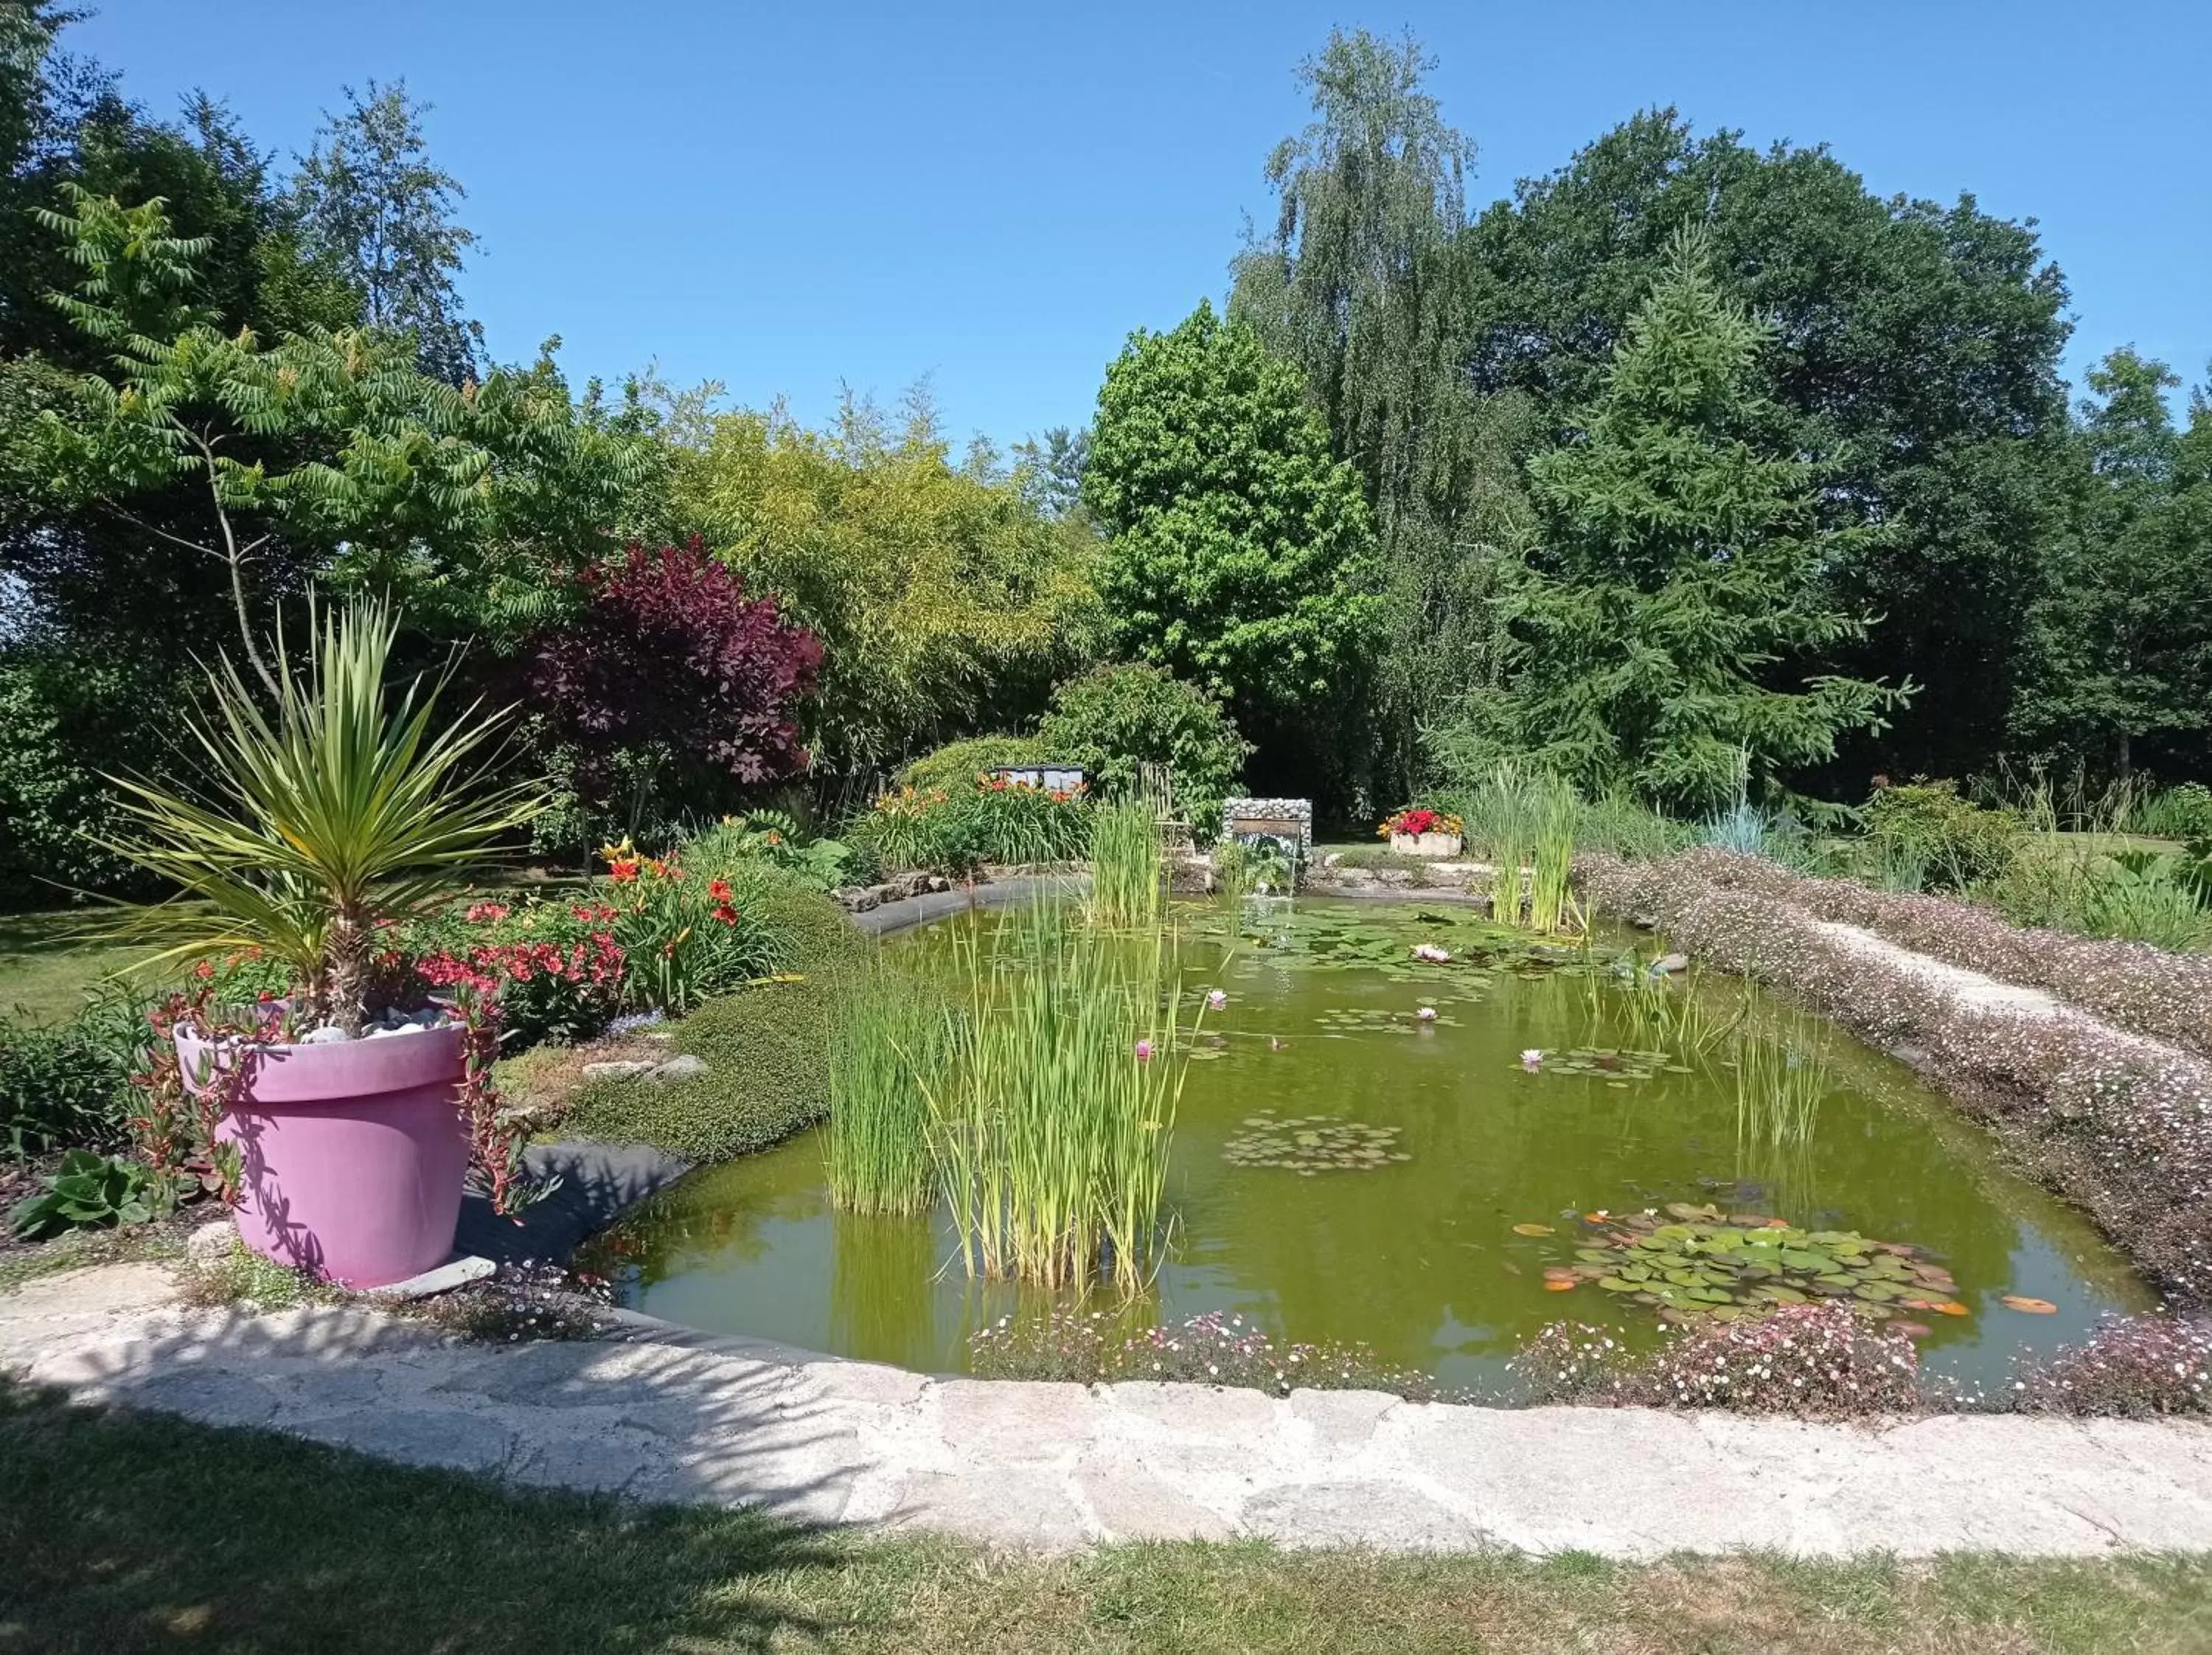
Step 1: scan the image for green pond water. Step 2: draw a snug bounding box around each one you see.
[596,896,2152,1392]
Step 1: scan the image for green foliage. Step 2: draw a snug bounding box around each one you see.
[897,735,1047,796]
[848,778,1092,875]
[824,968,944,1216]
[96,600,546,1034]
[1037,664,1250,828]
[0,988,146,1159]
[1231,29,1534,795]
[1086,797,1165,931]
[288,80,481,382]
[1441,230,1907,810]
[2135,783,2212,841]
[925,902,1187,1291]
[1082,301,1381,777]
[1459,106,2074,781]
[672,393,1100,774]
[1865,781,2023,891]
[2014,351,2212,776]
[563,979,837,1162]
[682,813,856,892]
[8,1149,163,1240]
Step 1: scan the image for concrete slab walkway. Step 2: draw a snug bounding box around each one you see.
[7,1261,2211,1556]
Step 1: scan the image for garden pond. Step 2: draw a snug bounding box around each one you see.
[591,897,2152,1393]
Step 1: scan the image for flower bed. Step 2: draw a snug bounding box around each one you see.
[1582,850,2212,1308]
[1642,848,2212,1059]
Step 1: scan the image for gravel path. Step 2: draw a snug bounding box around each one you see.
[7,1261,2211,1556]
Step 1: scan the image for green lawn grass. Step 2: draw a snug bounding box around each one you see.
[0,910,144,1024]
[1,1381,2207,1654]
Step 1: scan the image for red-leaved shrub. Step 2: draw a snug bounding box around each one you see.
[527,538,822,813]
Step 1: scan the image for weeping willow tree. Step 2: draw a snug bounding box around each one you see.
[1230,27,1537,801]
[1438,228,1910,811]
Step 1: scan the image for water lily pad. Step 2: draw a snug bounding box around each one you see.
[1222,1110,1407,1174]
[1529,1209,1961,1324]
[1511,1222,1556,1237]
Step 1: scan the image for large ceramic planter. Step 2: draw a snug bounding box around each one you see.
[1390,831,1464,858]
[176,1023,469,1288]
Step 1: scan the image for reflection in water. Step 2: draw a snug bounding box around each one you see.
[601,898,2154,1391]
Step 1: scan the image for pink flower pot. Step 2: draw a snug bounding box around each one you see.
[177,1024,469,1288]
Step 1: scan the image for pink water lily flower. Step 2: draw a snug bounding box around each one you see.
[1207,989,1228,1011]
[1417,1006,1438,1021]
[1134,1039,1155,1061]
[1520,1048,1544,1070]
[1411,943,1452,963]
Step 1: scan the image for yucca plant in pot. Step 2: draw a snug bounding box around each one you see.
[98,600,548,1287]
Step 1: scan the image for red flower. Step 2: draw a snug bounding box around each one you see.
[712,903,740,926]
[708,878,731,901]
[466,901,511,923]
[192,959,215,979]
[608,860,639,884]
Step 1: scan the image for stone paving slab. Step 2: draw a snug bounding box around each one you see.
[7,1261,2212,1556]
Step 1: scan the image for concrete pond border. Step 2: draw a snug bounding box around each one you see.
[6,1258,2212,1556]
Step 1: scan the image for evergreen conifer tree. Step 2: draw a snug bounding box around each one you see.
[1450,227,1907,808]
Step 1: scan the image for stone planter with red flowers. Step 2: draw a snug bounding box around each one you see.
[1380,807,1464,858]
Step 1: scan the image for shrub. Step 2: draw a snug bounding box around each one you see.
[596,843,782,1015]
[1512,1305,1923,1418]
[2134,782,2212,840]
[1864,780,2021,889]
[848,778,1091,874]
[681,813,857,892]
[524,539,823,855]
[0,988,148,1159]
[562,979,838,1162]
[899,735,1048,797]
[1037,663,1250,832]
[2012,1314,2212,1418]
[400,896,627,1048]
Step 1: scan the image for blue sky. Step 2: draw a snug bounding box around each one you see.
[69,1,2211,445]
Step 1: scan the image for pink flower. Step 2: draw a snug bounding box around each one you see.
[1417,1006,1438,1021]
[1521,1048,1544,1070]
[1412,943,1451,963]
[1206,989,1228,1011]
[1134,1039,1155,1061]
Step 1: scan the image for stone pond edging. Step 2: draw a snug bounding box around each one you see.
[7,1260,2212,1556]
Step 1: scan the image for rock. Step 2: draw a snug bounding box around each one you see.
[299,1024,349,1044]
[927,874,951,892]
[184,1221,236,1264]
[1654,952,1691,975]
[1322,852,1343,869]
[648,1055,708,1083]
[832,886,877,912]
[580,1059,655,1081]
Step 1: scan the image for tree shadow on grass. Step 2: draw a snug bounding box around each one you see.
[0,1378,855,1654]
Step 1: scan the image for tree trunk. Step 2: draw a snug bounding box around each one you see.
[325,905,371,1038]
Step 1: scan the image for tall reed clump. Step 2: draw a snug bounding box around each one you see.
[1466,762,1532,926]
[824,968,946,1216]
[1527,775,1583,935]
[1731,1002,1831,1158]
[925,902,1190,1294]
[1089,795,1165,930]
